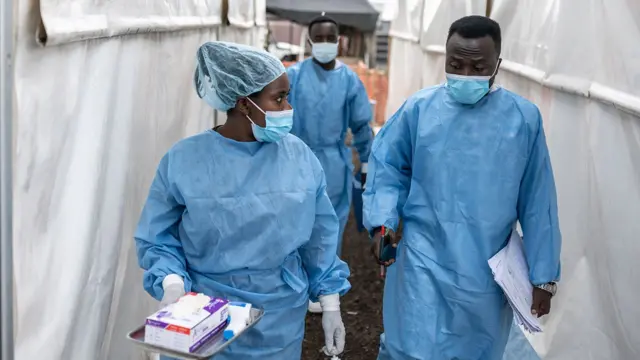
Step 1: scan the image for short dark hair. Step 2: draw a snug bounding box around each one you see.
[308,14,338,33]
[447,16,501,54]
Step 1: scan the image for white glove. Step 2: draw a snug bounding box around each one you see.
[160,274,186,308]
[319,294,345,356]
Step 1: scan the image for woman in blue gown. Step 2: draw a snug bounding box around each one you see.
[135,41,350,359]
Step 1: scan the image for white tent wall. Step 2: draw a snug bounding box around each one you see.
[37,0,223,46]
[388,0,423,42]
[385,0,640,359]
[490,0,640,359]
[368,0,398,22]
[384,39,424,119]
[384,0,424,119]
[11,0,265,359]
[214,0,268,125]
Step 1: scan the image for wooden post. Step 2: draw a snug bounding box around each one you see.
[367,32,377,69]
[221,0,230,25]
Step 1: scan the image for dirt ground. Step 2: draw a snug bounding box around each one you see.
[301,212,385,360]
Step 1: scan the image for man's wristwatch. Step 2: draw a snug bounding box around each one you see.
[535,282,557,296]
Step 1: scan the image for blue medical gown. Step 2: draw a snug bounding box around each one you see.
[135,130,351,359]
[504,322,541,360]
[364,86,561,360]
[287,59,373,254]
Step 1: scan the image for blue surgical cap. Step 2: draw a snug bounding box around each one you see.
[194,41,286,111]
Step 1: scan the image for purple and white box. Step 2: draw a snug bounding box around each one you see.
[144,293,229,353]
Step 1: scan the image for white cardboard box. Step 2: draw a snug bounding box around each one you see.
[144,293,229,353]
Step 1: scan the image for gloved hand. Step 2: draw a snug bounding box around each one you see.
[160,274,186,308]
[319,294,345,356]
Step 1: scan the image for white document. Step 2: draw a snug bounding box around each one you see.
[488,230,542,333]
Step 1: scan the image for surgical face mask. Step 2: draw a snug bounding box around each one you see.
[445,64,500,105]
[245,98,293,143]
[311,41,339,64]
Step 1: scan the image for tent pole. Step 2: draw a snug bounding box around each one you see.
[0,0,14,356]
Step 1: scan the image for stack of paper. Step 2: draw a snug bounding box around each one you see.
[488,230,542,333]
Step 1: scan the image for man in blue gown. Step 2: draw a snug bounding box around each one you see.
[363,16,562,360]
[287,15,374,256]
[287,14,374,313]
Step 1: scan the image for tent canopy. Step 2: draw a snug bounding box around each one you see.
[266,0,380,33]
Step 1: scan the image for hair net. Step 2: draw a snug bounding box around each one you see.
[194,41,286,111]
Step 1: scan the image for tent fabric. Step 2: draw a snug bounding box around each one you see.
[255,0,268,26]
[388,0,423,41]
[227,0,267,28]
[386,1,640,359]
[419,0,486,47]
[38,0,222,46]
[266,0,380,32]
[491,0,640,358]
[384,38,424,119]
[12,0,264,359]
[368,0,398,22]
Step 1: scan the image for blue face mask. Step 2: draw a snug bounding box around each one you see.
[311,41,339,64]
[246,98,293,143]
[445,65,499,105]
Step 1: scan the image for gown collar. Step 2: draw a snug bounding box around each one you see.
[207,128,263,156]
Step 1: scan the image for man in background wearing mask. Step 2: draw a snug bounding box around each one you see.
[363,16,562,360]
[286,14,373,313]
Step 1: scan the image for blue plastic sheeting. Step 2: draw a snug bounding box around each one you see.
[503,322,540,360]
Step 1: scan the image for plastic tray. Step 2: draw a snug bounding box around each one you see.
[127,307,264,359]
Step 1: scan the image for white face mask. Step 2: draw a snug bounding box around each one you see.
[310,40,339,64]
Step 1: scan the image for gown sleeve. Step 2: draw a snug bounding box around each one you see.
[299,153,351,302]
[348,73,374,164]
[363,99,415,233]
[517,110,562,285]
[135,153,192,300]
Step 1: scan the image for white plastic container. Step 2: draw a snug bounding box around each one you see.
[223,302,253,341]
